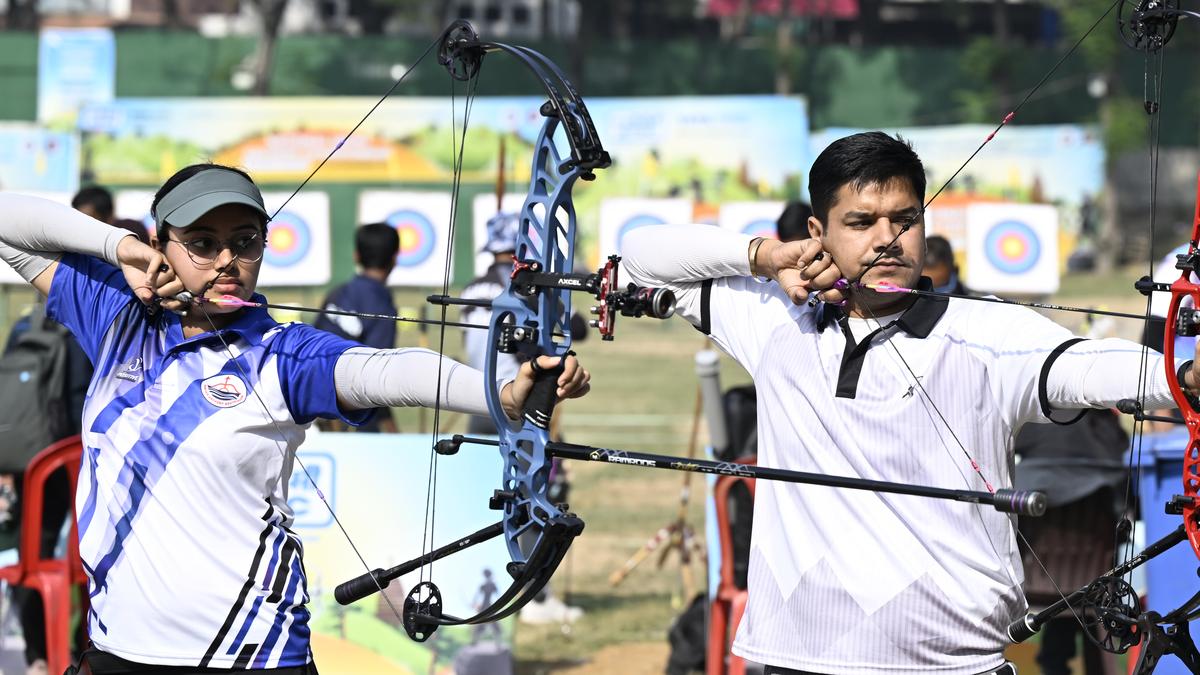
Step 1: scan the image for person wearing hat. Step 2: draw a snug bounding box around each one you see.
[461,211,523,434]
[0,162,591,673]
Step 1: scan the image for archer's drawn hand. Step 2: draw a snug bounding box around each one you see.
[756,238,847,306]
[116,236,189,314]
[502,354,591,419]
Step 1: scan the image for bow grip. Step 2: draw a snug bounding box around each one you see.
[335,568,389,605]
[991,488,1047,517]
[523,356,566,430]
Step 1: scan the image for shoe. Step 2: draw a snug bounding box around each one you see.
[519,595,583,625]
[27,658,48,675]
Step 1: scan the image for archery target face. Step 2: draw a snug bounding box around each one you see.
[387,209,438,268]
[618,214,668,243]
[983,220,1040,274]
[358,191,452,287]
[265,210,313,267]
[718,201,785,240]
[965,203,1059,294]
[258,191,331,286]
[741,218,778,238]
[599,198,694,259]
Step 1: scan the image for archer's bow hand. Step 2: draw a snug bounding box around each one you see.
[753,238,846,306]
[501,354,591,420]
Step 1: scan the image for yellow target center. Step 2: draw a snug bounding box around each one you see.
[399,228,419,251]
[271,229,296,250]
[1001,236,1026,259]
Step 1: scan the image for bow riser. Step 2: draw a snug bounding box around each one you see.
[1164,172,1200,561]
[484,113,585,564]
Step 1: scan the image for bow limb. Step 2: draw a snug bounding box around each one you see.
[385,22,604,641]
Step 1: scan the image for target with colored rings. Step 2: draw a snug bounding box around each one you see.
[265,211,312,267]
[741,219,778,239]
[617,214,668,248]
[387,209,438,268]
[984,220,1041,274]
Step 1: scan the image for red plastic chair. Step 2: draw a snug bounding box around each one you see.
[0,435,86,675]
[707,456,756,675]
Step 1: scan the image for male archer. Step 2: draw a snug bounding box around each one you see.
[622,131,1200,674]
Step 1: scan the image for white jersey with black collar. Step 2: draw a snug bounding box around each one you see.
[622,224,1176,674]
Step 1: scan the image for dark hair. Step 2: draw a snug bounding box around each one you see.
[113,218,151,245]
[776,201,813,242]
[72,185,114,222]
[924,234,955,269]
[151,163,264,240]
[356,222,400,270]
[808,132,926,224]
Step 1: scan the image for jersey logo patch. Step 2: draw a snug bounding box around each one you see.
[115,357,143,383]
[202,374,247,408]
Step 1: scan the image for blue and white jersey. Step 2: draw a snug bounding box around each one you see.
[47,254,368,668]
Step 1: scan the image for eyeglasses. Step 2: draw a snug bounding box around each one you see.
[169,233,266,269]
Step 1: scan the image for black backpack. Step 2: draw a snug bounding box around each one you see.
[0,306,72,472]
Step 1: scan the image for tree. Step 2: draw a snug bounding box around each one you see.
[6,0,38,31]
[246,0,289,95]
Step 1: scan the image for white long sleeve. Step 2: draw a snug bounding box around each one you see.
[1045,338,1179,411]
[0,241,58,283]
[0,194,132,275]
[333,347,508,416]
[621,224,754,327]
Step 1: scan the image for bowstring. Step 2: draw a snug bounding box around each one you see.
[834,0,1127,637]
[1123,42,1169,588]
[853,294,1092,632]
[418,58,484,591]
[264,35,444,222]
[159,28,456,632]
[852,0,1124,286]
[195,310,410,626]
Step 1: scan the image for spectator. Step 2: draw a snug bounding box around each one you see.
[775,200,812,243]
[112,218,151,246]
[314,222,401,432]
[70,186,114,225]
[925,234,969,294]
[1014,409,1128,675]
[0,187,105,674]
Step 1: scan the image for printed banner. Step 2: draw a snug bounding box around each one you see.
[598,198,695,257]
[291,433,514,674]
[78,96,808,194]
[358,191,453,287]
[965,203,1060,294]
[810,125,1103,210]
[472,193,527,276]
[0,125,80,193]
[718,201,786,239]
[259,192,332,287]
[38,28,115,124]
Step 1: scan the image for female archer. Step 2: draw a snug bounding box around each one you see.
[0,162,590,674]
